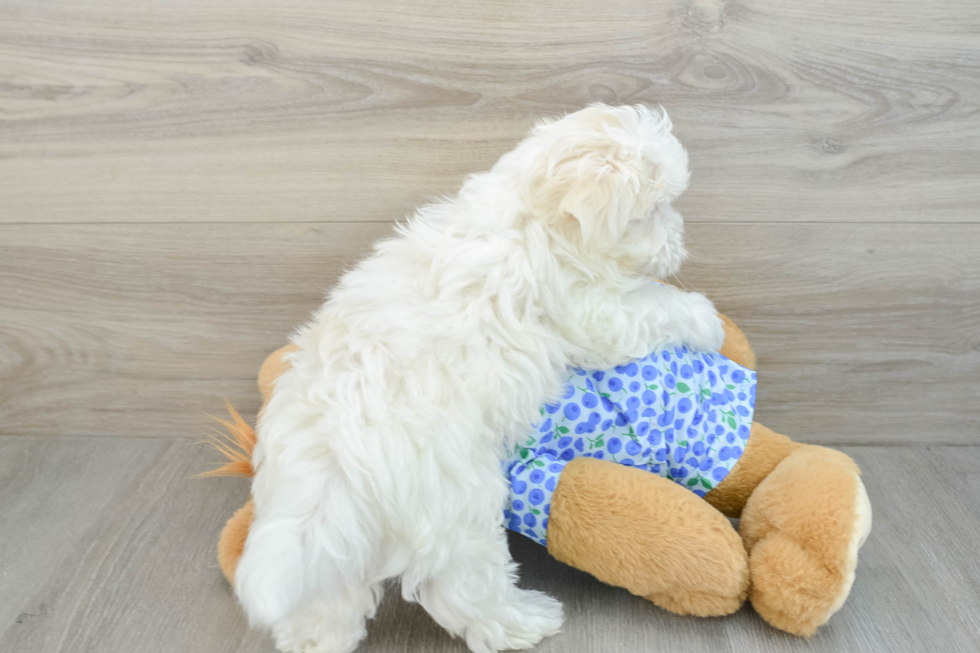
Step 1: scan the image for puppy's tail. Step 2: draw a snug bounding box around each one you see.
[199,400,256,478]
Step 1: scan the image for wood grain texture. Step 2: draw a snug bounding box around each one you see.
[2,222,977,443]
[0,221,393,439]
[2,1,978,650]
[1,0,978,224]
[2,436,978,652]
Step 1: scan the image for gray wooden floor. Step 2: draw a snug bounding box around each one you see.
[1,437,979,653]
[1,0,979,651]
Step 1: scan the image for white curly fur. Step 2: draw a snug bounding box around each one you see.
[235,104,725,653]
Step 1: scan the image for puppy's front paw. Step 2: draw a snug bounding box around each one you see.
[681,292,726,353]
[464,589,563,653]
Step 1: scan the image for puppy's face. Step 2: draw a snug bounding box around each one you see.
[517,104,690,278]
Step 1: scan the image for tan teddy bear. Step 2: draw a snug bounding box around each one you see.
[207,312,871,637]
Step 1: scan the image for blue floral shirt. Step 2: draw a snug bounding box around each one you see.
[505,346,757,545]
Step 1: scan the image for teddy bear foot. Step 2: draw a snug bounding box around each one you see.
[739,445,872,636]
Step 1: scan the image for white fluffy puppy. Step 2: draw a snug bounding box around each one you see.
[236,104,725,653]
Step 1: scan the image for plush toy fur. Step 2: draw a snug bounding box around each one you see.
[207,314,871,638]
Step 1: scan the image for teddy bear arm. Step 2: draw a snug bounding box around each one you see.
[717,313,756,371]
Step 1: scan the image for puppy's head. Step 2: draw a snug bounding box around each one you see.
[516,104,690,278]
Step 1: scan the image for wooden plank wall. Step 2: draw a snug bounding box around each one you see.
[1,0,978,443]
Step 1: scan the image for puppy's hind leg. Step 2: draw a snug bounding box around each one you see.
[234,512,310,627]
[271,582,382,653]
[414,528,563,653]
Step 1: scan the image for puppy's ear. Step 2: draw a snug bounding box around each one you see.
[524,125,653,251]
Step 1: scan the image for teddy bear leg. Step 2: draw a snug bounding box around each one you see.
[739,444,872,636]
[546,458,749,617]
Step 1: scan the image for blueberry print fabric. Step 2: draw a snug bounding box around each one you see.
[504,346,757,545]
[504,452,563,546]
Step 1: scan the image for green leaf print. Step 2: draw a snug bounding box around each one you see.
[519,447,529,460]
[678,440,689,447]
[727,416,737,429]
[676,382,691,393]
[687,478,698,487]
[726,384,735,390]
[531,508,541,515]
[533,459,545,467]
[557,426,570,434]
[700,479,713,490]
[595,439,604,447]
[646,384,659,391]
